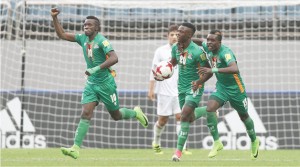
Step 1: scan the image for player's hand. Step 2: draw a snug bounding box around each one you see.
[51,8,60,17]
[152,69,164,81]
[148,90,156,101]
[191,81,200,92]
[85,66,100,76]
[198,67,212,75]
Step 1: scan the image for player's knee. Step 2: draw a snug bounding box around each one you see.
[206,104,219,113]
[158,120,167,126]
[238,113,249,121]
[81,110,93,120]
[110,111,122,121]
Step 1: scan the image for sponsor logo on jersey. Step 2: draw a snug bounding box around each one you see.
[202,98,278,150]
[0,97,46,148]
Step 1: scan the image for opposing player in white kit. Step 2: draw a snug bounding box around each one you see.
[148,25,192,155]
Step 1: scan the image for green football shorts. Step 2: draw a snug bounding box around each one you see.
[210,85,248,114]
[81,81,119,112]
[178,88,204,109]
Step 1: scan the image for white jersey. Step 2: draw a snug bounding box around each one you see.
[150,43,178,96]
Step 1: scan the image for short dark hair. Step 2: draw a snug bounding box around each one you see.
[168,25,178,34]
[181,22,196,35]
[209,29,222,41]
[86,16,100,30]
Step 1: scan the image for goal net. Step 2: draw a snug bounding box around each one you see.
[1,0,299,149]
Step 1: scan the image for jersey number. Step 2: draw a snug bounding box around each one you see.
[179,56,186,65]
[243,98,248,109]
[110,93,117,106]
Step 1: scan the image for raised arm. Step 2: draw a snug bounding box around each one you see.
[51,8,76,42]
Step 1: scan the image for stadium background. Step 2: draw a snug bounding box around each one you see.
[0,0,299,150]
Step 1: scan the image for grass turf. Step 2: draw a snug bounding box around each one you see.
[1,149,299,167]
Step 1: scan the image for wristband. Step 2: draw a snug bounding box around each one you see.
[87,66,101,75]
[212,67,219,73]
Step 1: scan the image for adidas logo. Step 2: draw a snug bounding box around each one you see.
[0,97,46,148]
[202,98,278,150]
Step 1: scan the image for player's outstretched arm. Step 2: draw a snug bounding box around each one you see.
[51,8,76,42]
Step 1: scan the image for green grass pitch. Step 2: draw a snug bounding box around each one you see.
[1,149,299,166]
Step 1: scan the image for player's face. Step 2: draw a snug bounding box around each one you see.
[168,31,178,45]
[206,34,221,52]
[83,19,98,36]
[177,26,191,43]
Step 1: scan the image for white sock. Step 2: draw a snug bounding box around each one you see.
[176,121,187,150]
[153,121,165,145]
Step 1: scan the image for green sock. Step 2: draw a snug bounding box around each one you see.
[176,122,190,151]
[120,108,137,119]
[207,112,219,141]
[74,119,90,147]
[243,117,256,142]
[194,106,207,120]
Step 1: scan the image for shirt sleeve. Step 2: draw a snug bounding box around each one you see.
[75,34,83,46]
[221,51,236,66]
[100,38,114,54]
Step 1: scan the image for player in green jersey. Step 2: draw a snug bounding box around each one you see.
[197,30,260,160]
[51,8,148,159]
[154,23,212,162]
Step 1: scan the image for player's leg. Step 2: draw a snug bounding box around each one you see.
[61,83,98,159]
[173,91,202,161]
[172,102,195,161]
[99,82,148,127]
[193,106,207,120]
[152,94,172,154]
[152,115,168,154]
[230,96,259,159]
[206,92,226,158]
[172,95,191,155]
[174,113,192,155]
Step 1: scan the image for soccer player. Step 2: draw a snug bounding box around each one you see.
[153,23,212,162]
[197,30,260,159]
[148,25,191,155]
[50,8,148,159]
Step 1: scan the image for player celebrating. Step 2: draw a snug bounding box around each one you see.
[155,23,212,161]
[197,30,260,159]
[50,8,148,159]
[149,25,192,155]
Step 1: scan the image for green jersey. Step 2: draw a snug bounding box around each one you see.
[172,41,208,94]
[202,42,245,93]
[75,33,115,84]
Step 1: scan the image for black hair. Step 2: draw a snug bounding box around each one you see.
[181,22,196,35]
[209,29,222,41]
[86,16,100,31]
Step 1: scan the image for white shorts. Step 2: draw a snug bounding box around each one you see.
[157,94,181,116]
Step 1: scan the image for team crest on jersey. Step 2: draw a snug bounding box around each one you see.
[200,53,206,61]
[102,40,110,47]
[225,54,232,62]
[188,54,192,59]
